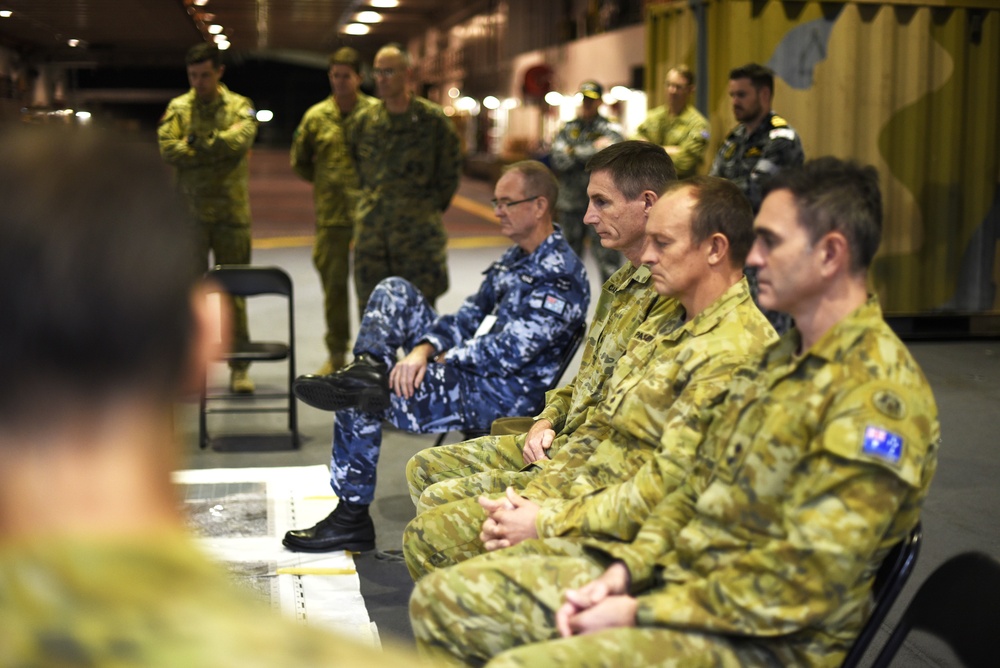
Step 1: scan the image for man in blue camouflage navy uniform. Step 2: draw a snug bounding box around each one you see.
[158,43,258,394]
[410,158,939,668]
[283,161,589,553]
[551,81,625,283]
[710,63,804,335]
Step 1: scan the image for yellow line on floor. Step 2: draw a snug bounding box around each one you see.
[253,233,509,251]
[451,194,498,223]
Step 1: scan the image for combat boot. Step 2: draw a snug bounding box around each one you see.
[282,501,375,552]
[229,368,255,394]
[292,353,390,413]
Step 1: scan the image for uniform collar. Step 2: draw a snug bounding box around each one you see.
[663,276,753,341]
[765,294,884,371]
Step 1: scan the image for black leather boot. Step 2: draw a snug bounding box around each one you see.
[292,353,390,413]
[282,501,376,552]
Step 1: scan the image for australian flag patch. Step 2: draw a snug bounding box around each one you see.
[862,425,903,465]
[543,294,567,315]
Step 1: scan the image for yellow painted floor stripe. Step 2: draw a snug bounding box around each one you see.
[451,194,498,223]
[275,567,358,576]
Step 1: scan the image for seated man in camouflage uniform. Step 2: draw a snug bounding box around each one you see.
[403,176,778,580]
[0,129,418,666]
[406,141,678,516]
[410,158,940,668]
[284,161,589,553]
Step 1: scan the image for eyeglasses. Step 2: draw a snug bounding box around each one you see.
[490,195,540,211]
[372,67,398,78]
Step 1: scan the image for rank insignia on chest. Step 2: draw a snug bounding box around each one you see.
[543,294,567,315]
[746,147,762,158]
[520,274,535,285]
[862,425,903,465]
[723,143,736,160]
[555,276,572,291]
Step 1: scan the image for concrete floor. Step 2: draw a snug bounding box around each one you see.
[180,149,1000,666]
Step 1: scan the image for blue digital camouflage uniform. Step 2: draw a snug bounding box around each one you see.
[709,111,804,334]
[405,263,666,512]
[0,533,421,666]
[550,115,625,282]
[350,95,462,312]
[410,296,940,668]
[403,278,777,579]
[157,83,258,370]
[634,104,710,178]
[291,92,377,359]
[330,228,588,505]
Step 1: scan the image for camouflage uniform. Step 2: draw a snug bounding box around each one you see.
[550,115,625,282]
[331,229,588,505]
[158,83,258,370]
[635,104,710,178]
[405,263,664,512]
[291,92,377,359]
[0,534,419,666]
[403,278,777,579]
[350,95,461,312]
[709,111,804,334]
[410,296,940,668]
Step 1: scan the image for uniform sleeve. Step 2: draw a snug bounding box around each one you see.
[534,361,726,542]
[202,101,258,160]
[535,383,576,432]
[669,119,709,177]
[571,123,624,165]
[632,384,934,635]
[290,113,316,182]
[745,128,804,210]
[433,113,462,212]
[633,115,656,144]
[440,274,588,377]
[549,126,577,173]
[157,101,199,168]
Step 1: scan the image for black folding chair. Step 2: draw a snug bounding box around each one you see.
[840,522,922,667]
[869,550,1000,667]
[199,265,298,450]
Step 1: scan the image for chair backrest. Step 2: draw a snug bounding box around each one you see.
[840,522,922,667]
[870,550,1000,668]
[550,320,587,392]
[208,265,292,298]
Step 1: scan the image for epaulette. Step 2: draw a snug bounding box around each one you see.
[770,115,789,128]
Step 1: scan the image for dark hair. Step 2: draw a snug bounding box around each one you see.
[330,47,362,74]
[0,128,200,427]
[503,160,559,214]
[186,43,221,68]
[662,176,755,266]
[586,140,677,201]
[729,63,774,95]
[668,65,694,87]
[763,157,883,272]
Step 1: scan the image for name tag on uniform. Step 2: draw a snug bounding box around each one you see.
[474,315,498,338]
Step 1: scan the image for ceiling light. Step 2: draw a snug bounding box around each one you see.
[208,24,223,34]
[482,96,500,110]
[67,39,80,47]
[212,34,227,43]
[343,23,370,35]
[255,109,273,122]
[0,10,12,18]
[370,0,399,7]
[356,11,382,23]
[193,0,209,6]
[216,39,231,50]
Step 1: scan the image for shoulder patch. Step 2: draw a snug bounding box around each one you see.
[769,128,797,142]
[862,425,903,465]
[542,294,567,315]
[771,115,788,128]
[873,389,907,420]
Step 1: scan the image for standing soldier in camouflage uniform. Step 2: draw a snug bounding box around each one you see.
[635,65,710,179]
[410,158,940,668]
[0,129,421,667]
[350,43,461,312]
[404,176,778,580]
[283,161,589,553]
[551,81,626,282]
[291,47,377,375]
[711,62,805,335]
[406,142,677,514]
[158,43,258,394]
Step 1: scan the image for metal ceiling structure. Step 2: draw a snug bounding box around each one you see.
[0,0,475,67]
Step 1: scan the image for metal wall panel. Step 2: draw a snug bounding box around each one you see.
[647,0,1000,313]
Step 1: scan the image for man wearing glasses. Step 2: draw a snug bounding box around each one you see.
[348,43,461,315]
[285,161,589,554]
[635,65,710,179]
